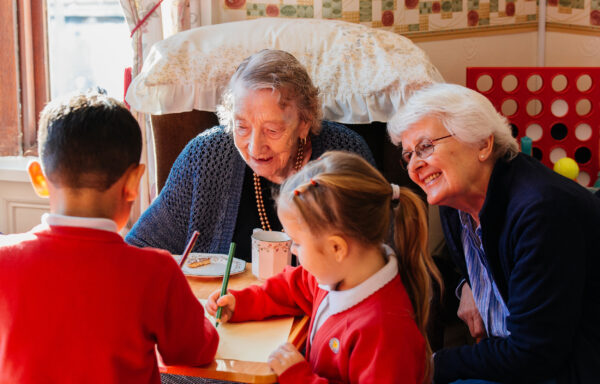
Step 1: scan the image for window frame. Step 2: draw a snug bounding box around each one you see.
[0,0,49,157]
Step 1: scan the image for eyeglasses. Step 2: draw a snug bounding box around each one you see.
[401,134,453,167]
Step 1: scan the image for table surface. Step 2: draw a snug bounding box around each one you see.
[161,264,308,384]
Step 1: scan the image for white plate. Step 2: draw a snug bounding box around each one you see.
[173,253,246,277]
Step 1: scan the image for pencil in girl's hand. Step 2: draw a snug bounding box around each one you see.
[179,230,199,268]
[215,242,236,328]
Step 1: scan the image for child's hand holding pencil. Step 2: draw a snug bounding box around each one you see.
[206,290,236,324]
[206,242,237,328]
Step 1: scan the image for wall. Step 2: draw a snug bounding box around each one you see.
[414,31,539,84]
[545,30,600,66]
[0,157,49,234]
[414,30,600,85]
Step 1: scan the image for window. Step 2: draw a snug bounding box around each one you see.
[47,0,132,99]
[0,0,48,156]
[0,0,132,157]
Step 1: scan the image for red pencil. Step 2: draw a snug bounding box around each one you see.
[179,230,200,268]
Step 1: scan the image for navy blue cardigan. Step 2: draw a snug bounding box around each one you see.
[434,154,600,384]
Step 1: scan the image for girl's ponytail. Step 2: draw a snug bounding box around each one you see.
[393,187,442,382]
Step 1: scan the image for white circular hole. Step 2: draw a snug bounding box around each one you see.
[551,99,569,117]
[550,148,567,164]
[527,74,543,92]
[576,74,592,92]
[501,99,518,117]
[575,123,592,141]
[525,124,543,141]
[476,75,493,92]
[526,99,543,117]
[576,171,590,187]
[576,99,592,116]
[552,74,568,92]
[502,74,518,92]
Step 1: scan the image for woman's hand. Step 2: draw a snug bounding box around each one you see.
[457,284,487,339]
[206,289,236,324]
[267,342,305,375]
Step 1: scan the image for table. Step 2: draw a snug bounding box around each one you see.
[160,264,309,384]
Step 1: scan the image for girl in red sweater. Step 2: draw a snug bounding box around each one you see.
[207,151,441,383]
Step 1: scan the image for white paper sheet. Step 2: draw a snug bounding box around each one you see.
[200,300,294,363]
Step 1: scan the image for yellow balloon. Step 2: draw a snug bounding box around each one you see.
[553,157,579,180]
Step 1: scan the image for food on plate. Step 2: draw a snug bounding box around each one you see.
[188,257,211,268]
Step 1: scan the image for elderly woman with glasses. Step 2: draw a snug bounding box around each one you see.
[388,83,600,384]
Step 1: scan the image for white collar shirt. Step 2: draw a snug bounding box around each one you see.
[42,213,118,233]
[309,244,398,343]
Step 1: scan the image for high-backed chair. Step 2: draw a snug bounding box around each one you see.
[150,111,219,192]
[126,18,443,193]
[150,112,410,195]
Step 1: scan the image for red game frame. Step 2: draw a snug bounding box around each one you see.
[466,67,600,187]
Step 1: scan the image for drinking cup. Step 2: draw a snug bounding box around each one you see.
[251,229,292,280]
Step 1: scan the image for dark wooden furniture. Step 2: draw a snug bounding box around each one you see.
[150,110,418,195]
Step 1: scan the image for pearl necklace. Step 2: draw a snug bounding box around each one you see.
[253,138,305,231]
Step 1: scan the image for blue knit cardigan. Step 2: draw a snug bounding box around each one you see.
[126,121,375,254]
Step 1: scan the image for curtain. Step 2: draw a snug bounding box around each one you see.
[118,0,206,224]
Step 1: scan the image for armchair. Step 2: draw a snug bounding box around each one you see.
[126,18,443,193]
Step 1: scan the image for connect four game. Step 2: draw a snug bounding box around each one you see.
[466,67,600,187]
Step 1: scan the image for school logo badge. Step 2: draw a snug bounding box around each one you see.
[329,337,340,354]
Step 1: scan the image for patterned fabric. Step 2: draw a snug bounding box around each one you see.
[120,0,202,72]
[119,0,206,212]
[126,18,442,122]
[125,121,375,255]
[458,211,510,338]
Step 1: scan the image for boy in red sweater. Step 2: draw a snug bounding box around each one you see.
[0,91,218,383]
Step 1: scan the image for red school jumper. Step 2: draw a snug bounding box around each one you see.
[0,224,218,384]
[230,265,426,384]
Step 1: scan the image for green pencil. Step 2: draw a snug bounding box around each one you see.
[215,242,236,328]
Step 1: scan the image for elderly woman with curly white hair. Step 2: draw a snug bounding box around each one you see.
[388,83,600,384]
